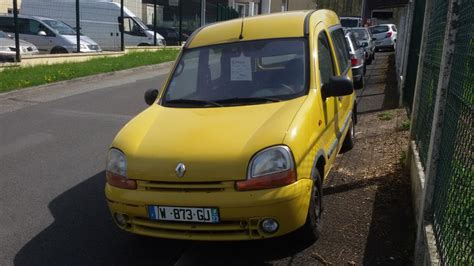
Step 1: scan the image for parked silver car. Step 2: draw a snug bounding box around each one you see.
[345,31,365,89]
[369,24,397,51]
[0,15,101,54]
[0,30,38,61]
[349,27,375,65]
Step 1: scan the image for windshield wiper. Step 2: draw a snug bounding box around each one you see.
[215,97,282,105]
[164,99,222,107]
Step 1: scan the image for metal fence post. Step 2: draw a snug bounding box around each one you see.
[179,0,182,46]
[399,0,416,107]
[409,0,433,140]
[120,0,124,51]
[153,0,157,46]
[12,0,20,62]
[201,0,206,27]
[414,0,460,263]
[76,0,81,53]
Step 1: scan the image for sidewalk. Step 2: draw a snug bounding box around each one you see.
[306,52,415,265]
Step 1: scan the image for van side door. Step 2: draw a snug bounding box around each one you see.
[18,18,56,53]
[315,26,339,167]
[329,27,353,144]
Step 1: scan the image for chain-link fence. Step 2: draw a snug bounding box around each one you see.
[0,0,237,62]
[412,0,449,167]
[405,0,473,264]
[430,0,473,263]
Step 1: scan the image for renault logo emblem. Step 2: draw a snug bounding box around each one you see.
[175,163,186,178]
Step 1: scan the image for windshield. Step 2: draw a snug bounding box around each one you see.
[43,20,76,35]
[341,18,360,28]
[133,17,148,30]
[370,26,389,34]
[162,38,307,107]
[351,29,369,40]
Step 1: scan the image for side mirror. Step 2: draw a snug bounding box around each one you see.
[144,89,159,106]
[322,76,354,99]
[38,31,47,36]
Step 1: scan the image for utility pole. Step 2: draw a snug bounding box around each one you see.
[76,0,80,53]
[153,0,157,46]
[120,0,125,51]
[179,0,182,46]
[13,0,20,62]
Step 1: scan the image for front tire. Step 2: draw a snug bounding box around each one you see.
[50,47,68,54]
[293,172,322,243]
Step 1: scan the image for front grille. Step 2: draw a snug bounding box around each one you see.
[129,217,264,240]
[137,180,235,192]
[9,47,16,52]
[27,47,33,51]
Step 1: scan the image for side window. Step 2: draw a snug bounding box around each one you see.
[0,17,15,32]
[123,17,145,36]
[330,28,350,74]
[317,32,335,86]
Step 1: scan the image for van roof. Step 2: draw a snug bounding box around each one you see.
[187,10,339,49]
[0,14,57,21]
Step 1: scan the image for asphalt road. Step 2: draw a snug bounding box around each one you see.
[1,53,398,266]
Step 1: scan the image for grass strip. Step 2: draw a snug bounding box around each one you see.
[0,50,180,93]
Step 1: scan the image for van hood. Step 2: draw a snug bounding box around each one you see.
[146,30,164,40]
[62,35,98,45]
[112,97,305,182]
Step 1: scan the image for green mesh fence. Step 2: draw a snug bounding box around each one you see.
[412,0,449,167]
[403,0,426,113]
[431,0,474,264]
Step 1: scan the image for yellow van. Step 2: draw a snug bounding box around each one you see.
[106,10,356,241]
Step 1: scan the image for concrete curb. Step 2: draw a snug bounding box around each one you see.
[0,61,174,99]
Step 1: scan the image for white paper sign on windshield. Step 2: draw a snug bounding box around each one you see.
[230,54,252,81]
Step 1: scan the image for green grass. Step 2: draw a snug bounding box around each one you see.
[378,111,394,121]
[398,120,411,131]
[0,50,179,93]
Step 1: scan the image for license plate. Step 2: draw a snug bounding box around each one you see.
[148,205,219,223]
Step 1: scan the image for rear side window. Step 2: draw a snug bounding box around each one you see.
[317,32,335,86]
[330,28,350,74]
[0,17,15,32]
[370,26,389,34]
[349,34,360,49]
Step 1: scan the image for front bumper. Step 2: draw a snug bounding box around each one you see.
[375,38,395,49]
[106,178,313,240]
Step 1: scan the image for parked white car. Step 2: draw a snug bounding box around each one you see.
[0,15,101,54]
[0,30,38,61]
[369,24,397,51]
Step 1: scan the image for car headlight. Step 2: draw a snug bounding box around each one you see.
[106,148,136,189]
[236,146,296,191]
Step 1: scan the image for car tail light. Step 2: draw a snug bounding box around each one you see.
[235,170,296,191]
[106,171,137,190]
[351,55,360,67]
[386,32,393,38]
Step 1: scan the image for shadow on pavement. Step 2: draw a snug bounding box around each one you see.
[14,171,312,265]
[362,167,416,265]
[14,171,189,266]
